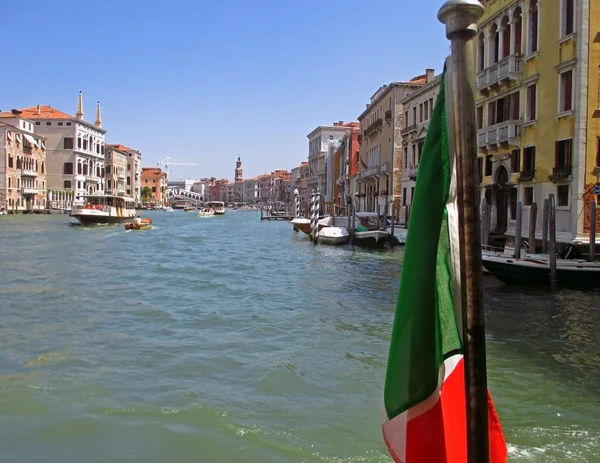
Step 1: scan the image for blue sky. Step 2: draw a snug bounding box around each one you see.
[2,0,449,180]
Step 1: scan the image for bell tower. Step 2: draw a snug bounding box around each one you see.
[234,156,243,183]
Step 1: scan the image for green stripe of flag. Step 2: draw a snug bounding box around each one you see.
[384,68,462,420]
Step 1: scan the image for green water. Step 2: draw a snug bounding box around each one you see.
[0,211,598,462]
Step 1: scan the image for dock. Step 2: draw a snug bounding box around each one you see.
[260,208,292,221]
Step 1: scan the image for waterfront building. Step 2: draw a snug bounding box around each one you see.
[271,170,291,204]
[106,144,143,204]
[242,176,260,203]
[3,94,107,205]
[141,167,167,207]
[476,0,600,243]
[356,73,428,214]
[336,126,361,214]
[0,111,48,212]
[298,162,309,210]
[306,122,354,197]
[104,145,128,196]
[208,179,228,202]
[399,71,442,221]
[191,178,214,200]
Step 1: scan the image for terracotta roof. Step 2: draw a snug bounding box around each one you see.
[106,143,136,152]
[0,106,73,120]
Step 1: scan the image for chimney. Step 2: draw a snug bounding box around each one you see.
[426,68,435,83]
[76,91,84,120]
[37,105,41,115]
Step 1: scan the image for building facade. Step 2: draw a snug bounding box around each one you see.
[0,114,48,212]
[400,72,441,221]
[336,126,360,215]
[141,167,167,206]
[104,145,128,196]
[356,74,428,215]
[243,177,260,203]
[306,122,353,197]
[476,0,599,243]
[2,94,107,205]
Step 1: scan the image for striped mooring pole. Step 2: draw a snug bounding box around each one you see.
[294,194,300,219]
[312,190,320,244]
[310,191,317,243]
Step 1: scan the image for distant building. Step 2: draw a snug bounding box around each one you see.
[0,112,48,212]
[234,156,243,183]
[141,167,167,206]
[104,145,129,196]
[357,73,428,214]
[106,144,142,204]
[242,176,261,203]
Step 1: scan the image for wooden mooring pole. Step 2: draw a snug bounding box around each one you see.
[528,202,537,253]
[542,199,549,254]
[590,202,597,262]
[548,194,557,290]
[514,201,522,258]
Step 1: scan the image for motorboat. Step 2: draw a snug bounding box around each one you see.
[183,205,196,212]
[291,216,332,236]
[70,195,136,225]
[481,253,600,289]
[208,201,225,215]
[318,226,350,245]
[124,218,153,230]
[198,207,215,217]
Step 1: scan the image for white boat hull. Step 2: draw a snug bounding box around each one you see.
[318,227,350,245]
[198,211,215,217]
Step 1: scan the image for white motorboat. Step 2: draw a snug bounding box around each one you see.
[318,226,350,245]
[70,195,136,225]
[208,201,225,215]
[164,206,174,212]
[198,207,215,217]
[291,216,332,236]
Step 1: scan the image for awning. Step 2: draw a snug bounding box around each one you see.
[23,134,36,145]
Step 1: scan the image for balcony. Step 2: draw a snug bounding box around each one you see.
[401,123,418,136]
[477,120,522,150]
[364,118,383,138]
[86,176,101,183]
[22,188,38,195]
[359,165,381,180]
[518,170,535,183]
[549,166,572,183]
[21,169,38,177]
[381,162,392,173]
[408,164,419,180]
[476,54,523,94]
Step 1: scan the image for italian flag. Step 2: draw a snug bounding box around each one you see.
[382,68,507,462]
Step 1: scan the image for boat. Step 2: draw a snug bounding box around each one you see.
[352,212,390,249]
[70,195,136,225]
[481,253,600,289]
[208,201,225,215]
[164,206,174,212]
[291,216,331,236]
[318,226,350,245]
[183,205,196,212]
[0,207,6,216]
[198,207,215,217]
[124,218,152,230]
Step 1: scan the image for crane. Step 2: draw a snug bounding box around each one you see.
[157,157,198,181]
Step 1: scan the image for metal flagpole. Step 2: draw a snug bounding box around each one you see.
[438,2,489,463]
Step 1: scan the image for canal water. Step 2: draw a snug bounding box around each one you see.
[0,211,599,462]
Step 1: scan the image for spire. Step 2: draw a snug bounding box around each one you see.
[76,91,84,120]
[95,101,102,127]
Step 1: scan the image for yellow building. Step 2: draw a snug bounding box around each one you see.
[476,0,599,244]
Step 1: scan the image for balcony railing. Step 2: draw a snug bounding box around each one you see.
[86,176,101,183]
[364,118,383,138]
[476,54,523,92]
[359,165,381,179]
[381,162,392,173]
[549,165,572,182]
[21,169,38,177]
[477,120,522,148]
[518,170,535,182]
[22,188,38,195]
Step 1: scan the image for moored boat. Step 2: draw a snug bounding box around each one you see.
[481,253,600,289]
[318,226,350,245]
[124,217,153,230]
[291,217,331,236]
[70,195,136,225]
